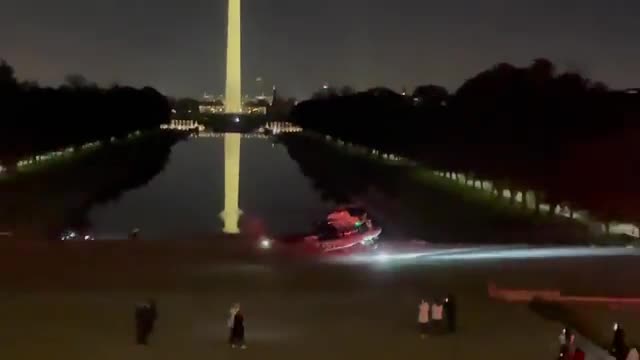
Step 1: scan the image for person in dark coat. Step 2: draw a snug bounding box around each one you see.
[227,303,239,345]
[134,300,155,345]
[230,304,246,349]
[609,324,630,360]
[135,303,150,345]
[444,293,457,333]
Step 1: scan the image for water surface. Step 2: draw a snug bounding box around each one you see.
[89,134,334,238]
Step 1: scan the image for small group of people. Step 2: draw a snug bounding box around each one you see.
[417,294,456,338]
[133,299,247,349]
[134,299,157,345]
[558,324,639,360]
[135,296,458,348]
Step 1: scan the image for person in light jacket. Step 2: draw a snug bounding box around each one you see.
[418,299,430,338]
[431,300,444,334]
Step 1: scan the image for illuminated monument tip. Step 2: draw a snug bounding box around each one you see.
[225,0,242,114]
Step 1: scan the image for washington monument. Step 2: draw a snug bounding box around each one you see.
[220,0,242,234]
[225,0,242,113]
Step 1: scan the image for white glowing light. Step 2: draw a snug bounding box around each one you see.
[260,238,272,249]
[234,117,240,123]
[428,246,640,261]
[376,252,390,262]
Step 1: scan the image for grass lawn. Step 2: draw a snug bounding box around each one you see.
[0,238,582,360]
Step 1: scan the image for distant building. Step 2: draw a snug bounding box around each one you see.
[244,98,270,114]
[198,92,272,114]
[199,93,225,113]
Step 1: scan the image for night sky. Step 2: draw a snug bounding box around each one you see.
[2,0,639,99]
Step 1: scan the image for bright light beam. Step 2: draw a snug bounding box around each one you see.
[323,245,640,266]
[426,246,640,261]
[327,246,489,265]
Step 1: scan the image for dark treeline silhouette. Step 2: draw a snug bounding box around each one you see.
[0,60,171,170]
[291,59,640,225]
[280,133,589,244]
[62,131,182,237]
[268,95,297,119]
[0,130,183,238]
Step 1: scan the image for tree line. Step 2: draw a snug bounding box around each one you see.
[0,60,171,171]
[291,59,640,225]
[0,131,182,238]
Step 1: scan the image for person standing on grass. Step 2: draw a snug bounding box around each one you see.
[431,299,444,334]
[230,304,246,349]
[610,325,630,360]
[227,303,239,345]
[135,301,153,345]
[444,293,457,333]
[418,299,430,339]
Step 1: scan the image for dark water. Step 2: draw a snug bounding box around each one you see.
[88,134,335,239]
